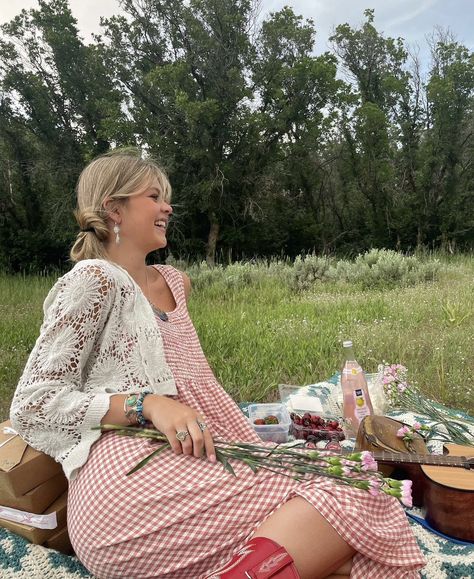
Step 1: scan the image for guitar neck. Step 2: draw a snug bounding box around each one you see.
[372,450,469,468]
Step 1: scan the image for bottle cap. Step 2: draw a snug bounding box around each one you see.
[342,340,353,348]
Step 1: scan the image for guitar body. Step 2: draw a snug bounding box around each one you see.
[422,444,474,542]
[356,416,474,542]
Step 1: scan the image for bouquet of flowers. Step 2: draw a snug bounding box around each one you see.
[96,424,413,507]
[382,363,474,446]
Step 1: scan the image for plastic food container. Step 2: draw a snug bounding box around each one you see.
[248,403,291,443]
[290,412,345,442]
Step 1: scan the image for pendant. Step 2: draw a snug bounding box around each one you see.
[157,310,169,322]
[150,302,169,322]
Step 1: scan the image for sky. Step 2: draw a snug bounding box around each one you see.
[1,0,473,65]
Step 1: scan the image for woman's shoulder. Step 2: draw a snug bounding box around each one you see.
[62,259,132,287]
[46,260,122,308]
[69,258,117,276]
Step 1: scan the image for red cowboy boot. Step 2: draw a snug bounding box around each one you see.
[203,536,300,579]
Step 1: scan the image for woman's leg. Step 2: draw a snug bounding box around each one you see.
[253,497,355,579]
[326,558,353,578]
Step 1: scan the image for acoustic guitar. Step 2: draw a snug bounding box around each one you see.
[355,415,474,542]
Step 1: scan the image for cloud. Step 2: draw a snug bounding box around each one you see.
[0,0,38,24]
[384,0,438,29]
[0,0,121,41]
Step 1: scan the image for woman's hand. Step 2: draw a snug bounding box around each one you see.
[143,395,216,462]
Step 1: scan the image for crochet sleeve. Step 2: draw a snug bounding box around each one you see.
[10,262,117,478]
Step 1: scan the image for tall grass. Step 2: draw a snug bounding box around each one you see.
[0,273,54,420]
[1,253,472,421]
[188,255,473,413]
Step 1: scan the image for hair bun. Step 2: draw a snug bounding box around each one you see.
[75,209,108,242]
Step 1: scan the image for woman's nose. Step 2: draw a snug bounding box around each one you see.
[163,201,173,215]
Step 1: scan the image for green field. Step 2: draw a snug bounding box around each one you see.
[1,253,473,421]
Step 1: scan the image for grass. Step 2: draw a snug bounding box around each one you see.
[1,254,473,422]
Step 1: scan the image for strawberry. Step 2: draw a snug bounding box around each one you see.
[264,415,279,425]
[253,418,266,425]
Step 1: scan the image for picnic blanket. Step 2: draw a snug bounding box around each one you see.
[1,379,473,578]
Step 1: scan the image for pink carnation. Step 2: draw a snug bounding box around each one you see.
[401,480,413,508]
[368,479,383,496]
[412,422,421,431]
[396,426,411,438]
[361,451,378,471]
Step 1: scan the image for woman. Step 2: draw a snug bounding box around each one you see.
[10,150,425,579]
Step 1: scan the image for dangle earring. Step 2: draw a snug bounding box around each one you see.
[113,223,120,244]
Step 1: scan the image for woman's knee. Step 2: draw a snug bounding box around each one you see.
[253,497,355,579]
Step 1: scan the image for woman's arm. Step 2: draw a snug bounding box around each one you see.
[102,393,216,462]
[11,261,214,478]
[10,262,118,476]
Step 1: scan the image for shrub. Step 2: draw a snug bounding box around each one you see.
[175,250,440,293]
[186,262,225,291]
[265,259,293,284]
[220,262,259,289]
[326,249,440,289]
[289,254,333,291]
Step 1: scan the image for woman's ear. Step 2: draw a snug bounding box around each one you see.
[103,198,121,224]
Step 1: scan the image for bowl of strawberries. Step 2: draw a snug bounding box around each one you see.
[248,403,291,443]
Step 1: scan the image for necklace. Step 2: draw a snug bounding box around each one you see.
[145,267,169,322]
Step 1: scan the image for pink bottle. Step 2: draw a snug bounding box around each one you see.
[341,340,373,437]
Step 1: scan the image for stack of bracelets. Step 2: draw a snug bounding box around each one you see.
[124,391,151,426]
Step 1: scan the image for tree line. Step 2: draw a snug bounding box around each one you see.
[0,1,473,272]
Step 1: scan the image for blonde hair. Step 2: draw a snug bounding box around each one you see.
[70,149,172,262]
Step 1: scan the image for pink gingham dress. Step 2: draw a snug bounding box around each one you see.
[67,265,425,578]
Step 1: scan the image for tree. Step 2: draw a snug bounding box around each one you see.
[418,36,474,248]
[330,9,416,249]
[100,0,255,263]
[0,0,129,270]
[101,1,341,262]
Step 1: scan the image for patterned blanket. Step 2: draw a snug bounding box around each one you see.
[1,379,473,578]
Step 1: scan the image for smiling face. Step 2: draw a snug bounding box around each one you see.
[115,179,173,254]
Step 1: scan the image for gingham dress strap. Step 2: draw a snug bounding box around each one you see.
[153,265,186,312]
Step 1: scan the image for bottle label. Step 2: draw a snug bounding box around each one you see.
[353,388,371,420]
[342,365,363,376]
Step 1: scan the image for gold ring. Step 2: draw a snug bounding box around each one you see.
[176,430,189,442]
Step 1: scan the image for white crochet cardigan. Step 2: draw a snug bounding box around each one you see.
[10,259,177,480]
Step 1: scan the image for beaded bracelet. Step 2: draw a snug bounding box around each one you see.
[124,391,151,426]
